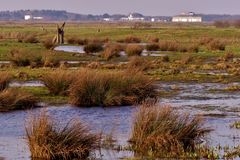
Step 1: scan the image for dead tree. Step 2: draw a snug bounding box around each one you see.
[53,22,65,44]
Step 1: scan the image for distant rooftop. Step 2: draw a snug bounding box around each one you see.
[174,12,201,17]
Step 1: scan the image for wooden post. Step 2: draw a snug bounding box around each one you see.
[53,22,65,44]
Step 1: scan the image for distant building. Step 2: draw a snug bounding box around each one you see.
[121,13,144,21]
[24,15,43,20]
[172,12,202,22]
[24,15,32,20]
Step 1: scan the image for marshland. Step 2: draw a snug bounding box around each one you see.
[1,22,240,159]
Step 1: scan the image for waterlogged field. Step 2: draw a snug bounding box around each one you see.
[0,22,240,159]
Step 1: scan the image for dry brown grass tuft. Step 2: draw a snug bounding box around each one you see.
[0,88,37,112]
[117,36,141,43]
[9,49,43,67]
[84,43,104,54]
[130,102,212,158]
[0,72,12,91]
[127,56,152,71]
[125,45,143,56]
[26,111,99,160]
[146,43,159,51]
[208,39,226,51]
[41,71,75,96]
[102,44,123,60]
[69,69,157,107]
[43,39,56,49]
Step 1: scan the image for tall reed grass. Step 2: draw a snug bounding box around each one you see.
[26,111,99,159]
[125,45,143,56]
[41,71,75,96]
[0,72,12,91]
[69,69,157,107]
[0,88,37,111]
[130,102,211,158]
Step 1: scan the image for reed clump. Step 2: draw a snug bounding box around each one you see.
[146,43,159,51]
[84,43,104,54]
[25,111,99,160]
[208,39,226,51]
[0,72,12,91]
[9,49,43,67]
[130,102,211,158]
[0,88,37,112]
[41,71,75,96]
[127,56,152,71]
[69,69,157,107]
[102,44,123,60]
[125,45,143,56]
[43,39,56,49]
[117,36,141,43]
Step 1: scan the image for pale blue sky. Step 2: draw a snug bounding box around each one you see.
[2,0,240,15]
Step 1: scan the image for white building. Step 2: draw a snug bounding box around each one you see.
[172,12,202,23]
[24,15,43,20]
[121,14,144,21]
[24,15,32,20]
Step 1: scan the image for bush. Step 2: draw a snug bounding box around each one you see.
[214,20,230,28]
[26,111,99,160]
[0,88,37,112]
[67,37,89,45]
[84,43,103,54]
[41,71,75,96]
[125,45,143,56]
[130,102,211,158]
[208,39,226,51]
[146,43,159,51]
[69,69,157,107]
[0,72,12,91]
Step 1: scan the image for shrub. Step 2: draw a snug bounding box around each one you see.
[69,69,157,107]
[0,72,12,91]
[146,43,159,51]
[208,39,226,51]
[130,102,212,158]
[214,20,230,28]
[84,43,103,54]
[0,88,37,112]
[125,45,143,56]
[76,38,88,45]
[102,44,123,60]
[41,71,75,96]
[67,37,78,44]
[25,111,99,160]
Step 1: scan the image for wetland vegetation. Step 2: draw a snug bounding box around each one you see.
[0,22,240,159]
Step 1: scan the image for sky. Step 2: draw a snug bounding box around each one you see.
[1,0,240,16]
